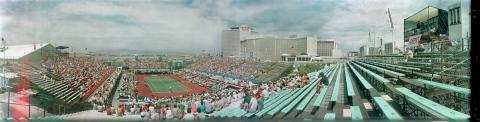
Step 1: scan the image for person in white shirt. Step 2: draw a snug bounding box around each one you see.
[197,113,206,120]
[130,105,135,115]
[183,109,195,121]
[249,96,258,112]
[165,107,173,120]
[263,84,269,92]
[151,109,159,120]
[262,89,269,98]
[405,49,414,62]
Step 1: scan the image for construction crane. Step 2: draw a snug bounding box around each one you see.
[385,8,395,32]
[383,8,395,54]
[365,8,394,55]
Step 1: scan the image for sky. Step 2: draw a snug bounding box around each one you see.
[0,0,467,54]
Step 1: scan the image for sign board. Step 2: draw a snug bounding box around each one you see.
[409,34,422,45]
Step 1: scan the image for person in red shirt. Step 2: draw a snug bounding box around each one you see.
[256,87,262,96]
[143,104,148,112]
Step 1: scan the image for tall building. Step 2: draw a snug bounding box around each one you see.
[317,40,336,57]
[448,1,470,50]
[359,45,369,57]
[384,42,395,55]
[221,29,240,57]
[221,25,254,57]
[240,36,318,61]
[369,47,380,55]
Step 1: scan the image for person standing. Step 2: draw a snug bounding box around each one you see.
[242,92,251,111]
[199,101,206,113]
[405,49,414,62]
[320,72,329,86]
[257,95,264,111]
[249,95,258,112]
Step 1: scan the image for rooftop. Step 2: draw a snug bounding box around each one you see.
[0,43,50,59]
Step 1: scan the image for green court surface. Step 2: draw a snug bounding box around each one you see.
[145,77,189,93]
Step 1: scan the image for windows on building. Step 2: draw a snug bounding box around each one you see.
[450,7,461,25]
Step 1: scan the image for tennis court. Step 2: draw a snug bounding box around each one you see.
[145,77,189,93]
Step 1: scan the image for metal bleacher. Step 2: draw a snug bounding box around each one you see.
[366,60,421,71]
[347,62,374,90]
[254,89,299,118]
[295,66,333,112]
[395,87,469,120]
[343,64,355,105]
[351,62,391,83]
[354,61,406,78]
[323,113,336,121]
[311,65,338,112]
[277,72,321,116]
[329,64,342,109]
[350,106,363,121]
[415,79,470,95]
[211,59,470,121]
[372,97,403,121]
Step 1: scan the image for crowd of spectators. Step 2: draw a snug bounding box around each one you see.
[188,57,266,79]
[238,71,315,112]
[91,70,121,103]
[175,70,223,90]
[89,58,319,120]
[117,72,138,99]
[89,68,256,120]
[123,58,169,69]
[45,56,114,100]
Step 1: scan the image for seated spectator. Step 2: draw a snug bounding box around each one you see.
[183,109,195,120]
[106,105,112,115]
[166,106,173,120]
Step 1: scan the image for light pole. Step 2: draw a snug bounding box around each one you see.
[1,37,10,118]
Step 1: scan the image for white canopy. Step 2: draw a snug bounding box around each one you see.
[0,43,49,59]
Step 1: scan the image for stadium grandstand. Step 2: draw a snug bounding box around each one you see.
[0,43,470,121]
[0,1,472,121]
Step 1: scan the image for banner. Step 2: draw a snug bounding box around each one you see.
[409,34,422,45]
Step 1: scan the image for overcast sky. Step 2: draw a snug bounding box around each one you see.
[0,0,467,53]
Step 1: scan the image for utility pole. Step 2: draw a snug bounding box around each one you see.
[2,37,9,118]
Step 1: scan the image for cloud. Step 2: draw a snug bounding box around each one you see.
[0,0,225,53]
[0,0,468,54]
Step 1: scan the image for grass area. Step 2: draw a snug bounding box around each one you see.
[145,77,189,93]
[297,64,324,75]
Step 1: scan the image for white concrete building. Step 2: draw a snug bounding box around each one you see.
[448,0,470,50]
[317,40,336,57]
[369,47,380,56]
[384,42,395,55]
[221,25,255,57]
[359,45,369,57]
[240,36,318,61]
